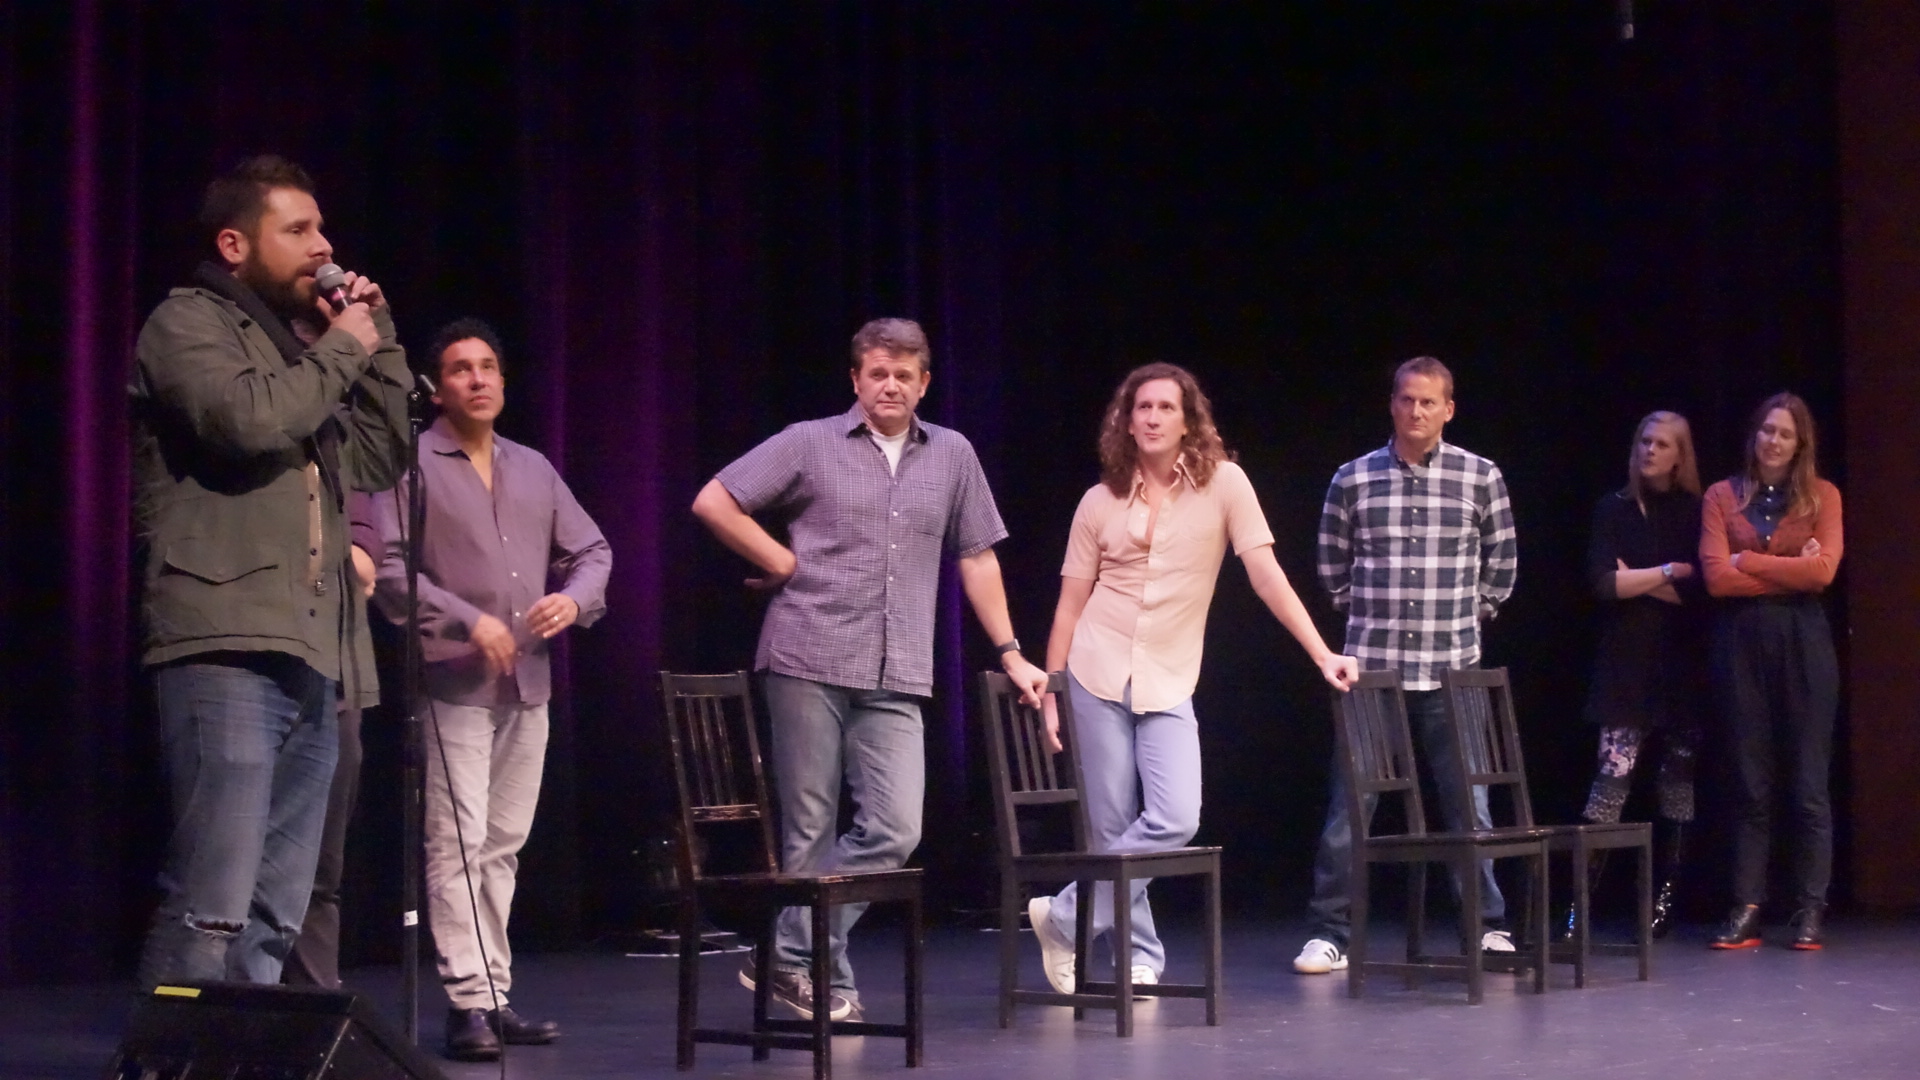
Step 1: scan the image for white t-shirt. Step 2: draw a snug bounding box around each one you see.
[870,427,909,475]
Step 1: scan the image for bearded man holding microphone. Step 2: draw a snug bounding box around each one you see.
[129,154,411,990]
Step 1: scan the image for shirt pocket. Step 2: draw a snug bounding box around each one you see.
[162,536,280,584]
[152,536,286,638]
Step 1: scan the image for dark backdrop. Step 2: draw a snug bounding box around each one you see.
[1,0,1853,985]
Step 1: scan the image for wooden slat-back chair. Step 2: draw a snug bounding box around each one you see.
[659,671,923,1080]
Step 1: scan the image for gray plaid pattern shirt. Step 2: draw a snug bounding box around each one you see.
[1316,439,1518,690]
[716,404,1008,696]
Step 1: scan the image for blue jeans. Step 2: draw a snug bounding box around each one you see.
[1043,673,1201,977]
[1307,688,1504,948]
[138,654,338,989]
[763,673,924,996]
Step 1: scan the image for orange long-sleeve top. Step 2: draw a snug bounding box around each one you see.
[1699,477,1843,597]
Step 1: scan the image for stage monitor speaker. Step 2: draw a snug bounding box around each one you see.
[103,981,448,1080]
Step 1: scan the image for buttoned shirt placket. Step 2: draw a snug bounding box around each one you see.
[1123,465,1190,707]
[1398,451,1427,651]
[876,427,919,690]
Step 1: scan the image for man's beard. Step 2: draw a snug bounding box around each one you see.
[237,252,312,322]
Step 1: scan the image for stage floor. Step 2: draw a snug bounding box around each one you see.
[9,916,1917,1079]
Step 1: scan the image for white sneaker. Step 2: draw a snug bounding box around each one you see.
[1027,896,1078,994]
[1292,937,1348,974]
[1481,929,1516,953]
[1129,964,1159,986]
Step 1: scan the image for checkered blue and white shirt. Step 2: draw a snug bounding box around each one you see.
[1316,439,1518,690]
[716,404,1008,697]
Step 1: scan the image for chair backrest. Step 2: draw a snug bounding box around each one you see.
[1439,667,1537,828]
[977,670,1091,863]
[1332,670,1430,841]
[657,671,779,882]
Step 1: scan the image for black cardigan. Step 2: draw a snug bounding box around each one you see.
[1582,488,1708,730]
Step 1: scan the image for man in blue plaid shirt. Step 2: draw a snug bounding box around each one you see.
[1292,356,1519,975]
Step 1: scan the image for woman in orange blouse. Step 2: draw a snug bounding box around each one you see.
[1699,392,1842,951]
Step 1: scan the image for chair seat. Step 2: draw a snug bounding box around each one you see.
[1008,846,1223,883]
[696,868,925,907]
[1544,821,1651,851]
[1362,826,1554,859]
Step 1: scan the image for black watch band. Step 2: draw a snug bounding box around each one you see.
[994,638,1022,656]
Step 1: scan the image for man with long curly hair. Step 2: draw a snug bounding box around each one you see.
[1023,362,1356,995]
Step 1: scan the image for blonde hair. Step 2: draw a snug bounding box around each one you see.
[1623,411,1701,507]
[1097,363,1232,495]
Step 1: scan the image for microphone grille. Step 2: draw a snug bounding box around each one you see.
[315,262,346,293]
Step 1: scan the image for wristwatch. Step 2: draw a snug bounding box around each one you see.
[994,638,1022,656]
[1660,563,1674,580]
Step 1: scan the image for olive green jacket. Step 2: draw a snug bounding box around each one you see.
[129,286,412,706]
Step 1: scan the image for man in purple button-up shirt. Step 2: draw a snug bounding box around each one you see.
[693,318,1046,1021]
[373,319,610,1062]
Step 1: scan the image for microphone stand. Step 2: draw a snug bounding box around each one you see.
[400,384,429,1043]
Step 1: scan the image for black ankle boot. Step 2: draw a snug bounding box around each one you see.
[1789,904,1825,950]
[1650,822,1689,939]
[1710,904,1762,949]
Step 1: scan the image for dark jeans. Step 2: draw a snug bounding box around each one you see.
[285,704,363,989]
[1711,597,1837,908]
[1307,688,1505,948]
[139,654,338,989]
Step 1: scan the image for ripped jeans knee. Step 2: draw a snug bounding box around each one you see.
[184,912,247,938]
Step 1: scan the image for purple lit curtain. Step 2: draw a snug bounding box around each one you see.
[3,1,1852,985]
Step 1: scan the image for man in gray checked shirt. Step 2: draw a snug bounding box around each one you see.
[693,318,1048,1021]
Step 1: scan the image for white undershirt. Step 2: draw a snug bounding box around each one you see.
[870,427,909,475]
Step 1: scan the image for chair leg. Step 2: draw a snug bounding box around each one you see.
[1113,868,1133,1038]
[997,878,1019,1029]
[1407,860,1429,967]
[1461,852,1483,1006]
[1637,837,1654,981]
[1204,861,1222,1026]
[1073,879,1093,1022]
[677,896,700,1070]
[811,902,832,1080]
[1348,859,1369,1000]
[752,924,775,1060]
[1530,848,1548,995]
[906,890,924,1066]
[1572,842,1591,989]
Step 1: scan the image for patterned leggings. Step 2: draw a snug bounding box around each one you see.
[1582,725,1698,824]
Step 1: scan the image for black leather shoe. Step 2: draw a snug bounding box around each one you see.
[445,1007,502,1061]
[1709,904,1762,950]
[1788,905,1825,950]
[488,1005,561,1045]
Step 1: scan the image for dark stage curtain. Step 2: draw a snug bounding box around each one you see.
[1,1,1847,985]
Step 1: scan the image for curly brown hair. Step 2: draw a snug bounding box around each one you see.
[1097,363,1233,496]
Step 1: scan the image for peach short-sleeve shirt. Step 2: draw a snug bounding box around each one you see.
[1064,459,1275,713]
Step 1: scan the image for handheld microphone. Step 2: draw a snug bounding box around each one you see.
[315,262,351,313]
